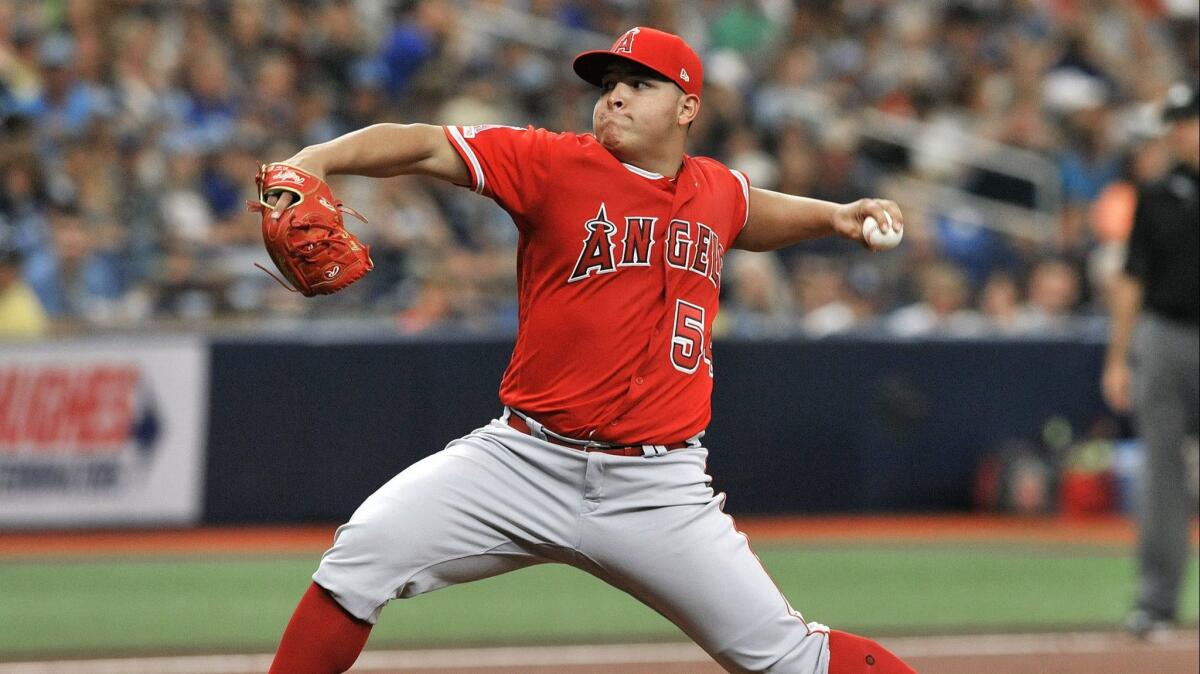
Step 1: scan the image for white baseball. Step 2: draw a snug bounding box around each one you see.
[862,211,902,250]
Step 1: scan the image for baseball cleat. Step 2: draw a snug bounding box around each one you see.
[1125,608,1176,642]
[828,630,917,673]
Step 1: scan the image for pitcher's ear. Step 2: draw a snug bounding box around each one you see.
[678,94,700,126]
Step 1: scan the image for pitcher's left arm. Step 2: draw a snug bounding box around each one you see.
[733,187,903,252]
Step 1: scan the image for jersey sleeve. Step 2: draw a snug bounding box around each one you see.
[442,124,555,222]
[691,157,752,248]
[1123,184,1150,280]
[728,168,751,242]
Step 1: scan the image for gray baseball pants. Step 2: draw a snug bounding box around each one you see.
[1130,313,1200,619]
[313,414,830,673]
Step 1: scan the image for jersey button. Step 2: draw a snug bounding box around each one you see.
[635,376,644,385]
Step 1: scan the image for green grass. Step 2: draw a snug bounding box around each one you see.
[0,544,1195,658]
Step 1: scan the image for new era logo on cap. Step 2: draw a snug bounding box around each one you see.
[573,27,703,99]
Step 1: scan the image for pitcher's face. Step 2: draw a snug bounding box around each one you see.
[592,63,687,160]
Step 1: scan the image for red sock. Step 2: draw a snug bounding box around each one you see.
[269,582,373,674]
[828,629,917,674]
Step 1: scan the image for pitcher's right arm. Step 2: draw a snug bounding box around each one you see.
[267,124,469,214]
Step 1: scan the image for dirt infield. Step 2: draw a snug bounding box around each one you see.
[3,514,1196,558]
[895,631,1200,674]
[0,632,1196,674]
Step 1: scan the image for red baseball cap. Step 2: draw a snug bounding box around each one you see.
[573,27,703,99]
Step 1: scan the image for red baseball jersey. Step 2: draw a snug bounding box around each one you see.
[444,125,750,445]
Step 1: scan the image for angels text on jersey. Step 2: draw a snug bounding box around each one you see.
[568,203,726,287]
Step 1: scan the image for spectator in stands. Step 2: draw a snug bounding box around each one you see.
[887,262,985,336]
[109,14,169,139]
[394,271,455,336]
[163,47,239,155]
[1015,258,1083,333]
[708,0,782,58]
[160,148,218,251]
[724,127,778,190]
[0,18,42,120]
[349,175,457,305]
[978,270,1023,335]
[340,59,390,131]
[312,1,371,91]
[0,244,47,339]
[30,32,114,160]
[23,203,124,324]
[246,52,300,134]
[717,251,795,338]
[773,126,819,198]
[0,154,48,258]
[794,256,859,337]
[751,45,829,133]
[380,0,461,99]
[154,241,226,321]
[1058,100,1122,249]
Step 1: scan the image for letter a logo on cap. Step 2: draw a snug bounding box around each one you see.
[612,27,639,54]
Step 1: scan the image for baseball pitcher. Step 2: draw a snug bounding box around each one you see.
[260,28,914,674]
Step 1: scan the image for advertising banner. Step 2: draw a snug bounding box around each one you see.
[0,337,208,527]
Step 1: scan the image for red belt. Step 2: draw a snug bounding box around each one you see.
[505,414,690,456]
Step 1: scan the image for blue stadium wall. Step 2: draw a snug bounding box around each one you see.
[203,337,1109,523]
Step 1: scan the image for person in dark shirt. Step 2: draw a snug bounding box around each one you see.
[1102,81,1199,639]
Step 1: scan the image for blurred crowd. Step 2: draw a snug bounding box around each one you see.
[1,0,1197,339]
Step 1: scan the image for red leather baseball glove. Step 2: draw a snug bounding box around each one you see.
[248,163,374,296]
